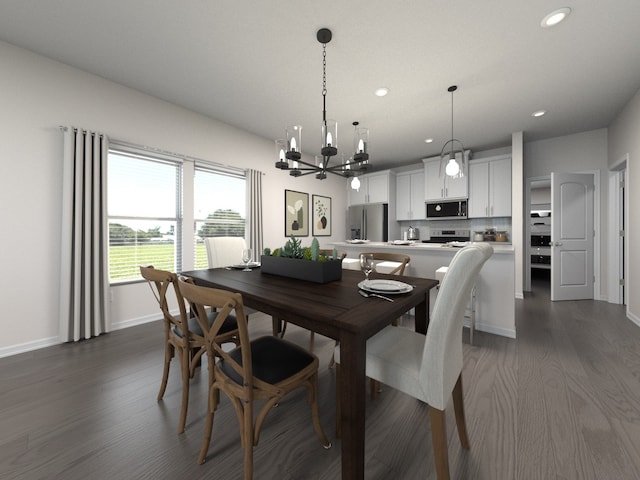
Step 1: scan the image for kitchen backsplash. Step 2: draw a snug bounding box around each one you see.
[398,217,512,241]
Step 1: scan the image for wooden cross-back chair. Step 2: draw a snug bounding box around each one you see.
[178,276,331,479]
[368,251,411,275]
[140,265,239,434]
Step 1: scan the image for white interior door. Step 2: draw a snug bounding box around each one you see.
[551,172,594,301]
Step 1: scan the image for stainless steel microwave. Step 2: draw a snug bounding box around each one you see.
[426,200,468,220]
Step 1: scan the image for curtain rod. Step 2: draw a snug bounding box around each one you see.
[59,125,250,175]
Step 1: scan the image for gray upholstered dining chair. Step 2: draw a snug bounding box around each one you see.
[177,276,331,479]
[204,236,259,319]
[204,236,248,268]
[334,243,493,480]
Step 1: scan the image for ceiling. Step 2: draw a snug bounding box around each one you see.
[2,0,640,170]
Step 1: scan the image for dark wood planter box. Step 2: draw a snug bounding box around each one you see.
[260,255,342,284]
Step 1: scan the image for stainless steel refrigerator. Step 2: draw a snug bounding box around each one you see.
[347,203,388,241]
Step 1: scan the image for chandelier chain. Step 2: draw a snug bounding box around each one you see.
[322,44,327,97]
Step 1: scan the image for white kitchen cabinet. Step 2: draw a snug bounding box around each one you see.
[396,170,426,220]
[348,170,394,205]
[468,155,511,218]
[423,152,469,201]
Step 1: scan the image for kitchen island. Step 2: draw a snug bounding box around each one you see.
[332,241,516,338]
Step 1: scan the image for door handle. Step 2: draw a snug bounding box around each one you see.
[554,241,563,246]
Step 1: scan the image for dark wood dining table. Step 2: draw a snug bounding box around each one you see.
[180,266,438,480]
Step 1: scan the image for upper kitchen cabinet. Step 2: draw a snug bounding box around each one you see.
[423,151,470,201]
[468,154,512,218]
[396,169,426,220]
[348,170,395,206]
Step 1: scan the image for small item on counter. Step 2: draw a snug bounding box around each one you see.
[484,229,496,241]
[473,231,484,242]
[495,231,508,242]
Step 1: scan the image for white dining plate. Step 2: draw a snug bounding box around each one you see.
[358,279,413,294]
[229,262,261,269]
[389,240,414,245]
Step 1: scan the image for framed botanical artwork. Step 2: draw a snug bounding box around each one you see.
[312,194,331,236]
[284,189,309,237]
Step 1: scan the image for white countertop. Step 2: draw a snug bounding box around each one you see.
[333,241,514,254]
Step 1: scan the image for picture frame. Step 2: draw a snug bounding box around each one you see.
[284,190,309,237]
[312,194,332,236]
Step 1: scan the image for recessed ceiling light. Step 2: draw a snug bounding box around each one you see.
[532,110,547,117]
[541,7,571,28]
[374,87,389,97]
[424,138,434,144]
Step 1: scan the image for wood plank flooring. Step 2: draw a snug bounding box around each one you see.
[2,276,640,479]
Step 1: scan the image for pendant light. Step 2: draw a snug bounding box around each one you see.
[439,85,466,178]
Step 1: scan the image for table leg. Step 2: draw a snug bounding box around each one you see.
[414,294,428,334]
[339,331,366,480]
[271,316,282,336]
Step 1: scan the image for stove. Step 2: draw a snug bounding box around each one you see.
[422,229,470,243]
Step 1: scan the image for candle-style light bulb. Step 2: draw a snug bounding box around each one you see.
[279,149,285,161]
[357,139,364,153]
[290,137,297,152]
[326,132,333,147]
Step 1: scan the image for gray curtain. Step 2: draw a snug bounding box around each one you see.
[247,169,263,258]
[59,126,110,342]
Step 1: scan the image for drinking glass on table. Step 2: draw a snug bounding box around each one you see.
[242,248,253,271]
[360,253,374,284]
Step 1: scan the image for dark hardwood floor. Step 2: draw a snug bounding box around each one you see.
[2,276,640,479]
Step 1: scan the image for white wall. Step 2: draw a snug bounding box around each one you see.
[608,88,640,323]
[524,129,608,299]
[0,41,348,354]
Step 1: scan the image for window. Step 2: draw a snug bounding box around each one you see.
[194,165,246,269]
[108,150,181,282]
[107,146,246,283]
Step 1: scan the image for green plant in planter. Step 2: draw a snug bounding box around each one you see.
[264,236,331,262]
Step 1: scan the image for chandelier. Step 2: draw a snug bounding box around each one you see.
[439,85,467,178]
[275,28,371,180]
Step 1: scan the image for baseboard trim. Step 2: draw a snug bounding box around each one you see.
[0,313,163,359]
[628,310,640,329]
[0,336,61,359]
[475,322,517,339]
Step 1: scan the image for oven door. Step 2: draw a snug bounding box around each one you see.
[531,235,551,247]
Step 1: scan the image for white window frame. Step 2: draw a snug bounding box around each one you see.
[107,143,246,283]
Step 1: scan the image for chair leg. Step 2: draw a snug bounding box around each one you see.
[243,401,254,480]
[178,346,190,434]
[429,406,450,480]
[197,390,217,465]
[157,342,173,400]
[309,331,315,353]
[452,374,470,449]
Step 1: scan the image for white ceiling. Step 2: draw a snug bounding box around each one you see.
[2,0,640,170]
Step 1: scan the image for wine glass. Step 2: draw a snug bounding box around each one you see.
[359,253,374,285]
[242,248,253,271]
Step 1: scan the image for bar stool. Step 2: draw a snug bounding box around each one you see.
[436,265,476,345]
